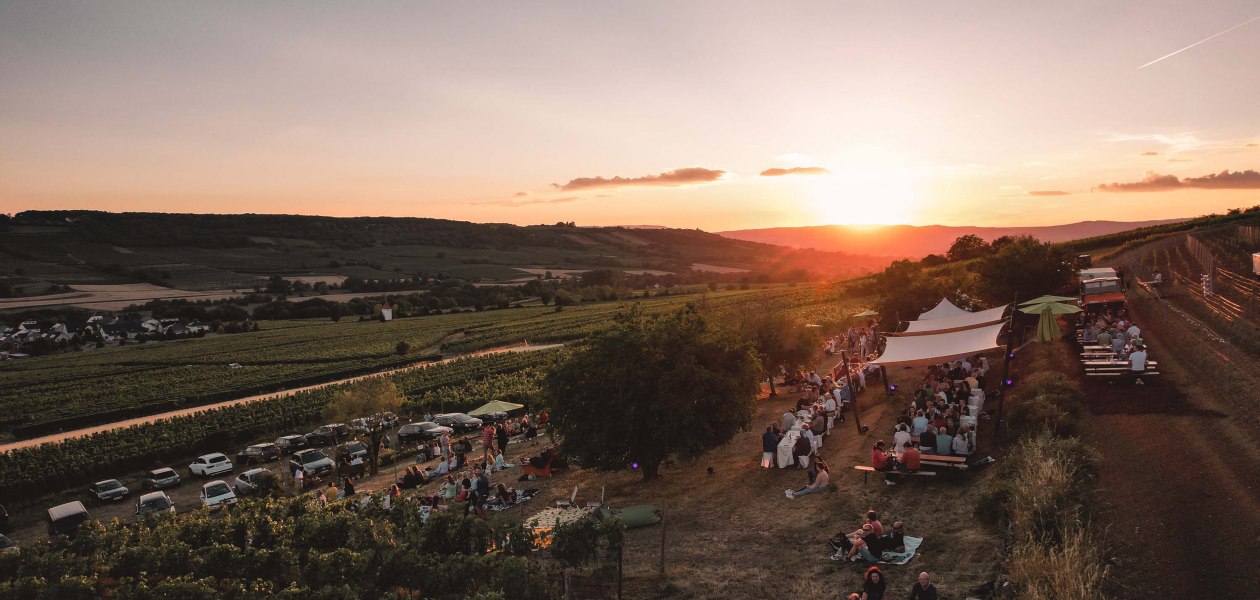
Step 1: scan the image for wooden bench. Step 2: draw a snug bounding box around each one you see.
[921,460,967,470]
[920,454,966,463]
[854,465,937,483]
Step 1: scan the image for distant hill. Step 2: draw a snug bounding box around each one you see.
[718,220,1188,258]
[0,211,894,298]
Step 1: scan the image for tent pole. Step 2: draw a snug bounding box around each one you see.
[997,295,1018,442]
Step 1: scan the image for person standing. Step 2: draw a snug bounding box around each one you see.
[824,394,837,435]
[761,426,779,469]
[908,572,938,600]
[440,430,451,461]
[496,422,509,454]
[1128,344,1148,385]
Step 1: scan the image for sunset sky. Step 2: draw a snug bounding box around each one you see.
[2,1,1259,230]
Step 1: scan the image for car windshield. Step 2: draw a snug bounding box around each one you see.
[141,496,171,510]
[455,415,477,423]
[99,480,122,491]
[152,469,175,478]
[422,423,442,430]
[206,484,231,496]
[208,456,226,463]
[301,451,327,463]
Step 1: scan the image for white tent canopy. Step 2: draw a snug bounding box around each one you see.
[870,322,1006,367]
[898,305,1009,336]
[917,298,970,320]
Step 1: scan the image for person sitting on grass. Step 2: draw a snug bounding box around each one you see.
[845,528,881,562]
[870,521,906,556]
[492,449,514,472]
[786,460,829,498]
[831,523,875,559]
[861,565,887,600]
[441,474,458,500]
[908,571,939,600]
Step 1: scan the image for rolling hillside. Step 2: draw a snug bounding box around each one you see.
[720,219,1186,258]
[0,211,893,300]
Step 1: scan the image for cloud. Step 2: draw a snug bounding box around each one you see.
[1248,143,1259,148]
[476,196,581,207]
[514,191,528,197]
[760,166,832,177]
[1140,151,1160,156]
[1168,158,1192,163]
[1098,169,1260,192]
[1028,190,1071,196]
[552,167,725,191]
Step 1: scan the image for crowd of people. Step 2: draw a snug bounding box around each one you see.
[1078,308,1150,383]
[862,356,988,484]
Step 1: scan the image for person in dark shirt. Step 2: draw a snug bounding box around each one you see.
[862,566,887,600]
[761,427,779,469]
[908,572,938,600]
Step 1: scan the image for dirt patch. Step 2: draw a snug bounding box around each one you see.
[1082,350,1260,598]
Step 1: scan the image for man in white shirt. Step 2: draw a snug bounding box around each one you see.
[892,424,912,453]
[1129,345,1148,385]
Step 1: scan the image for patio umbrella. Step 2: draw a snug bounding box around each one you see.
[853,309,878,317]
[1017,301,1082,315]
[468,400,525,416]
[1030,305,1061,342]
[1018,295,1077,306]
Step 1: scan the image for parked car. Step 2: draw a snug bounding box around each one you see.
[88,479,130,503]
[433,413,483,433]
[236,442,281,466]
[289,449,335,478]
[398,421,452,445]
[479,411,510,424]
[189,453,233,477]
[0,534,15,554]
[342,440,369,461]
[275,434,308,452]
[200,480,238,510]
[377,411,399,428]
[47,501,89,538]
[142,467,182,490]
[135,491,176,516]
[306,423,349,446]
[234,468,273,495]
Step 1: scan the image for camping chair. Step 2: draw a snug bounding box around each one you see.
[586,486,605,509]
[556,486,579,508]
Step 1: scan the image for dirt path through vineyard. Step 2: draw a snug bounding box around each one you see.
[0,342,564,453]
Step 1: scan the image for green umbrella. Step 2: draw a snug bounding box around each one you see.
[1017,301,1082,315]
[1033,305,1062,342]
[468,400,525,416]
[1019,295,1077,306]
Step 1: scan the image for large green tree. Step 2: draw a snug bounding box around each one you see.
[738,310,820,396]
[545,305,760,480]
[324,377,404,475]
[975,235,1073,304]
[947,234,992,262]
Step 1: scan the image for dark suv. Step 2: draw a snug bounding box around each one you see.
[397,421,453,445]
[432,413,483,433]
[289,449,335,478]
[236,443,281,466]
[306,424,349,446]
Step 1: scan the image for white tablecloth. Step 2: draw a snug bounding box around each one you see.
[776,430,801,468]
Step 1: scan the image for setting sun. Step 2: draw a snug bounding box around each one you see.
[805,170,924,226]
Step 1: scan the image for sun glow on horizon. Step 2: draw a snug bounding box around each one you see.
[804,170,925,226]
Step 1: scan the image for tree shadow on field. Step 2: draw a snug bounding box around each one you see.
[1084,380,1227,417]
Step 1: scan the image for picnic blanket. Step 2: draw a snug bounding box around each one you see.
[879,536,923,565]
[486,489,539,512]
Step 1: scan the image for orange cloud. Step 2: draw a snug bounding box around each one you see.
[552,167,724,191]
[1028,190,1070,196]
[760,166,832,176]
[1098,170,1260,192]
[1139,151,1160,156]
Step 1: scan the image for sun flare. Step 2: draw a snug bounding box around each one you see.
[805,170,924,226]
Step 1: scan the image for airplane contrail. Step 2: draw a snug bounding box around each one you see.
[1138,14,1260,69]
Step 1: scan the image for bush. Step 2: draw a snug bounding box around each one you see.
[974,434,1097,543]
